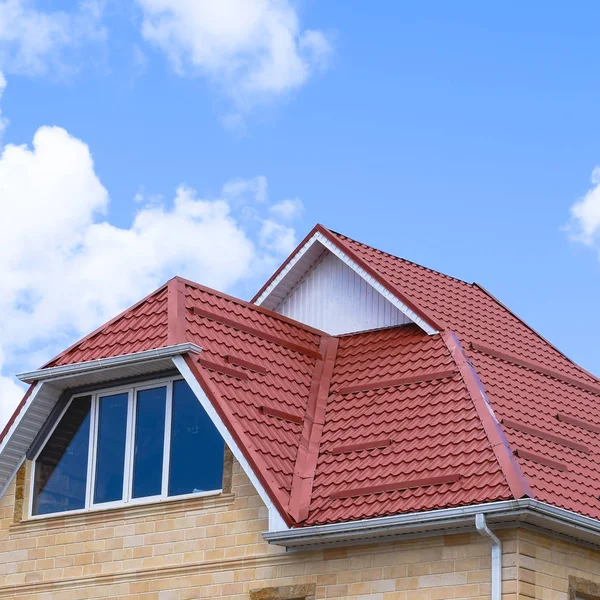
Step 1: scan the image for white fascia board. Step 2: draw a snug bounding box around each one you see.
[0,381,56,499]
[263,498,600,551]
[255,232,438,335]
[17,343,202,383]
[172,356,289,532]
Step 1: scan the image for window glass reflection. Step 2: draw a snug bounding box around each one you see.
[132,387,166,499]
[169,380,224,496]
[33,396,91,516]
[94,392,128,504]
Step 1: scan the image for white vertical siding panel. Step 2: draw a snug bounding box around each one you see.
[276,252,411,335]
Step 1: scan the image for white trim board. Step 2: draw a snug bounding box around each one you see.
[18,343,202,383]
[172,356,289,532]
[0,381,62,499]
[255,232,438,335]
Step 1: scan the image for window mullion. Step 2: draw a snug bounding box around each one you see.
[161,380,173,498]
[85,394,98,510]
[123,389,135,504]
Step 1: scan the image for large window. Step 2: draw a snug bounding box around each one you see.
[32,378,224,517]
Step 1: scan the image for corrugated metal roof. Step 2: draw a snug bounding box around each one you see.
[3,224,600,527]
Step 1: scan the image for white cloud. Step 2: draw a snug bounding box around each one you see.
[0,122,303,428]
[0,71,6,139]
[135,0,332,107]
[566,166,600,247]
[269,197,303,220]
[222,175,267,203]
[259,219,297,254]
[0,0,105,76]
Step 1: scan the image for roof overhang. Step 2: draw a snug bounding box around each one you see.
[264,499,600,552]
[17,343,202,385]
[254,228,439,335]
[0,344,202,499]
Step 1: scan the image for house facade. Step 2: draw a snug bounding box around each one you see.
[0,224,600,599]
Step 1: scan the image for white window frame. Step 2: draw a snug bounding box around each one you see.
[29,376,222,520]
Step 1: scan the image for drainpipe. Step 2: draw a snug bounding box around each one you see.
[475,513,501,600]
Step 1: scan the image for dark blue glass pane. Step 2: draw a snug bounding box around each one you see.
[33,396,91,516]
[132,387,166,499]
[94,392,128,504]
[169,380,224,496]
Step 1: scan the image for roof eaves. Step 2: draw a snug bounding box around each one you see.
[288,336,338,523]
[441,330,533,501]
[0,383,36,446]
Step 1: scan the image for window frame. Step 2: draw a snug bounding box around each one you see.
[29,376,223,520]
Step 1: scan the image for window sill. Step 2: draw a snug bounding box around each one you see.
[11,491,235,534]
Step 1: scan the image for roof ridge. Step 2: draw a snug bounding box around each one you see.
[441,330,533,501]
[288,336,339,523]
[175,276,329,338]
[327,228,474,287]
[473,282,600,385]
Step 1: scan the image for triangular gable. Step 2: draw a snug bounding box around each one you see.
[253,225,441,335]
[276,251,411,335]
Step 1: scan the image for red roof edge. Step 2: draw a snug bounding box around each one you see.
[473,282,600,385]
[441,330,533,501]
[316,225,445,332]
[251,224,444,333]
[41,280,170,369]
[167,277,187,345]
[0,383,35,446]
[177,275,328,338]
[288,336,338,523]
[182,354,294,528]
[251,224,323,304]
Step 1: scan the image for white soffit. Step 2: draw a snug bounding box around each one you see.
[255,232,438,335]
[0,382,62,498]
[172,356,289,532]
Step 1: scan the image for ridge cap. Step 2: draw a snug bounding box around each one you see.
[441,329,533,501]
[288,335,339,523]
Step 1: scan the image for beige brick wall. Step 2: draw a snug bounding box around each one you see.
[0,456,564,600]
[514,529,600,599]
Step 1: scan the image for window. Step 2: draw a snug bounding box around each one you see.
[249,584,316,600]
[32,378,224,517]
[570,575,600,599]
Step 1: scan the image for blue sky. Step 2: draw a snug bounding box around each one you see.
[1,1,600,423]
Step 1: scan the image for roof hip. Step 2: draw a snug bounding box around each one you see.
[288,336,339,523]
[441,330,533,501]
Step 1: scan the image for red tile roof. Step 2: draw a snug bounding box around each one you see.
[8,223,600,527]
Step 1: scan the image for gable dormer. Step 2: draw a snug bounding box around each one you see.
[253,225,438,335]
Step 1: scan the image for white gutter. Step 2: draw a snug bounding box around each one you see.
[17,343,202,383]
[476,513,501,600]
[263,499,600,551]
